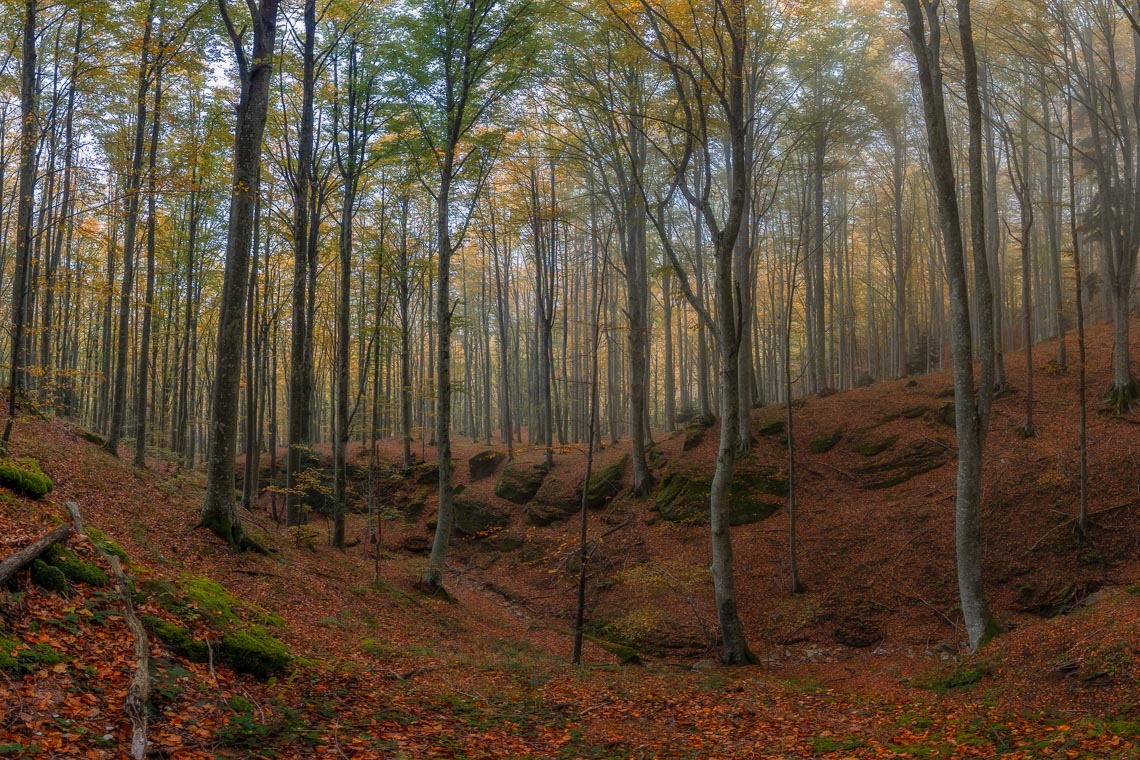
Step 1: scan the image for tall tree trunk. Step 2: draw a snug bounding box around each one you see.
[199,0,281,550]
[134,67,162,468]
[107,0,156,457]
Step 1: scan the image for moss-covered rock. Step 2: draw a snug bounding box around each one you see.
[757,419,785,437]
[808,428,843,454]
[682,416,714,451]
[655,471,784,526]
[409,462,438,485]
[31,558,68,593]
[585,455,627,509]
[468,450,503,480]
[44,545,108,587]
[178,575,284,629]
[852,434,899,457]
[452,495,510,537]
[218,627,291,679]
[525,500,577,527]
[930,402,955,427]
[494,462,548,504]
[0,457,52,498]
[856,439,950,490]
[404,488,429,522]
[900,404,930,419]
[144,615,208,662]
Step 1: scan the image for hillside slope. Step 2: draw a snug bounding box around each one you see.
[0,320,1136,758]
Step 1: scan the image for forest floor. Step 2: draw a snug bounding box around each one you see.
[1,320,1139,758]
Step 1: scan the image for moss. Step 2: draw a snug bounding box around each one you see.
[86,527,130,563]
[916,663,989,692]
[494,462,548,504]
[857,440,950,490]
[179,575,284,630]
[654,471,783,525]
[404,488,429,522]
[853,434,899,457]
[900,404,929,419]
[757,419,785,437]
[0,635,66,673]
[44,545,108,587]
[585,455,627,509]
[219,627,292,679]
[451,495,510,537]
[683,417,713,451]
[976,616,1004,649]
[1105,379,1140,415]
[931,402,955,427]
[31,559,68,593]
[0,457,52,498]
[808,428,843,454]
[143,615,208,662]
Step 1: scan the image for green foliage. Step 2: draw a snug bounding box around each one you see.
[44,545,108,587]
[219,627,292,679]
[31,559,68,593]
[0,457,52,498]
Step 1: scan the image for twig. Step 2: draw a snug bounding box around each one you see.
[65,501,149,760]
[0,524,74,586]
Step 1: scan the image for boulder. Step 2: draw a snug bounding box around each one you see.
[453,495,510,537]
[494,462,548,504]
[468,450,504,481]
[585,455,627,509]
[654,470,784,526]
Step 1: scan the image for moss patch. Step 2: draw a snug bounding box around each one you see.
[44,545,108,587]
[0,635,66,673]
[85,527,130,563]
[219,627,292,679]
[808,428,843,454]
[682,417,714,451]
[143,616,208,662]
[31,559,67,593]
[852,434,899,457]
[757,419,785,437]
[179,575,284,629]
[0,457,52,498]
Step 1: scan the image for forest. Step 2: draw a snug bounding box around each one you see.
[0,0,1138,757]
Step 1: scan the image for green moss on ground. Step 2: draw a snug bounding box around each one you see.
[179,575,285,629]
[31,559,67,593]
[143,615,208,662]
[0,635,66,673]
[0,457,52,498]
[44,545,108,587]
[219,627,292,679]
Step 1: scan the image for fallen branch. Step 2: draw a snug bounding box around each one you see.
[65,502,149,760]
[0,524,73,586]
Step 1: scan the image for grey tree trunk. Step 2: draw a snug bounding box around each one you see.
[199,0,281,551]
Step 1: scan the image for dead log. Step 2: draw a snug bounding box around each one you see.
[65,501,149,760]
[0,524,74,586]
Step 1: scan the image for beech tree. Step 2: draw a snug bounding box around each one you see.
[198,0,282,550]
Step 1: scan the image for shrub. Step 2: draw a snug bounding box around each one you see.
[0,458,52,498]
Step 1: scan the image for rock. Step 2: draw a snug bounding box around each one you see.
[808,428,843,454]
[654,471,784,526]
[585,455,627,509]
[494,462,548,504]
[852,434,899,457]
[683,416,714,451]
[401,535,432,553]
[468,450,503,481]
[757,419,785,437]
[453,495,510,537]
[404,488,429,522]
[856,439,950,490]
[525,501,577,527]
[409,462,438,485]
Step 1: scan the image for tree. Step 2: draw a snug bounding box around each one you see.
[198,0,282,550]
[388,0,536,593]
[900,0,997,652]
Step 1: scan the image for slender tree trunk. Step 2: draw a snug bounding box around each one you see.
[134,68,162,468]
[199,0,281,550]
